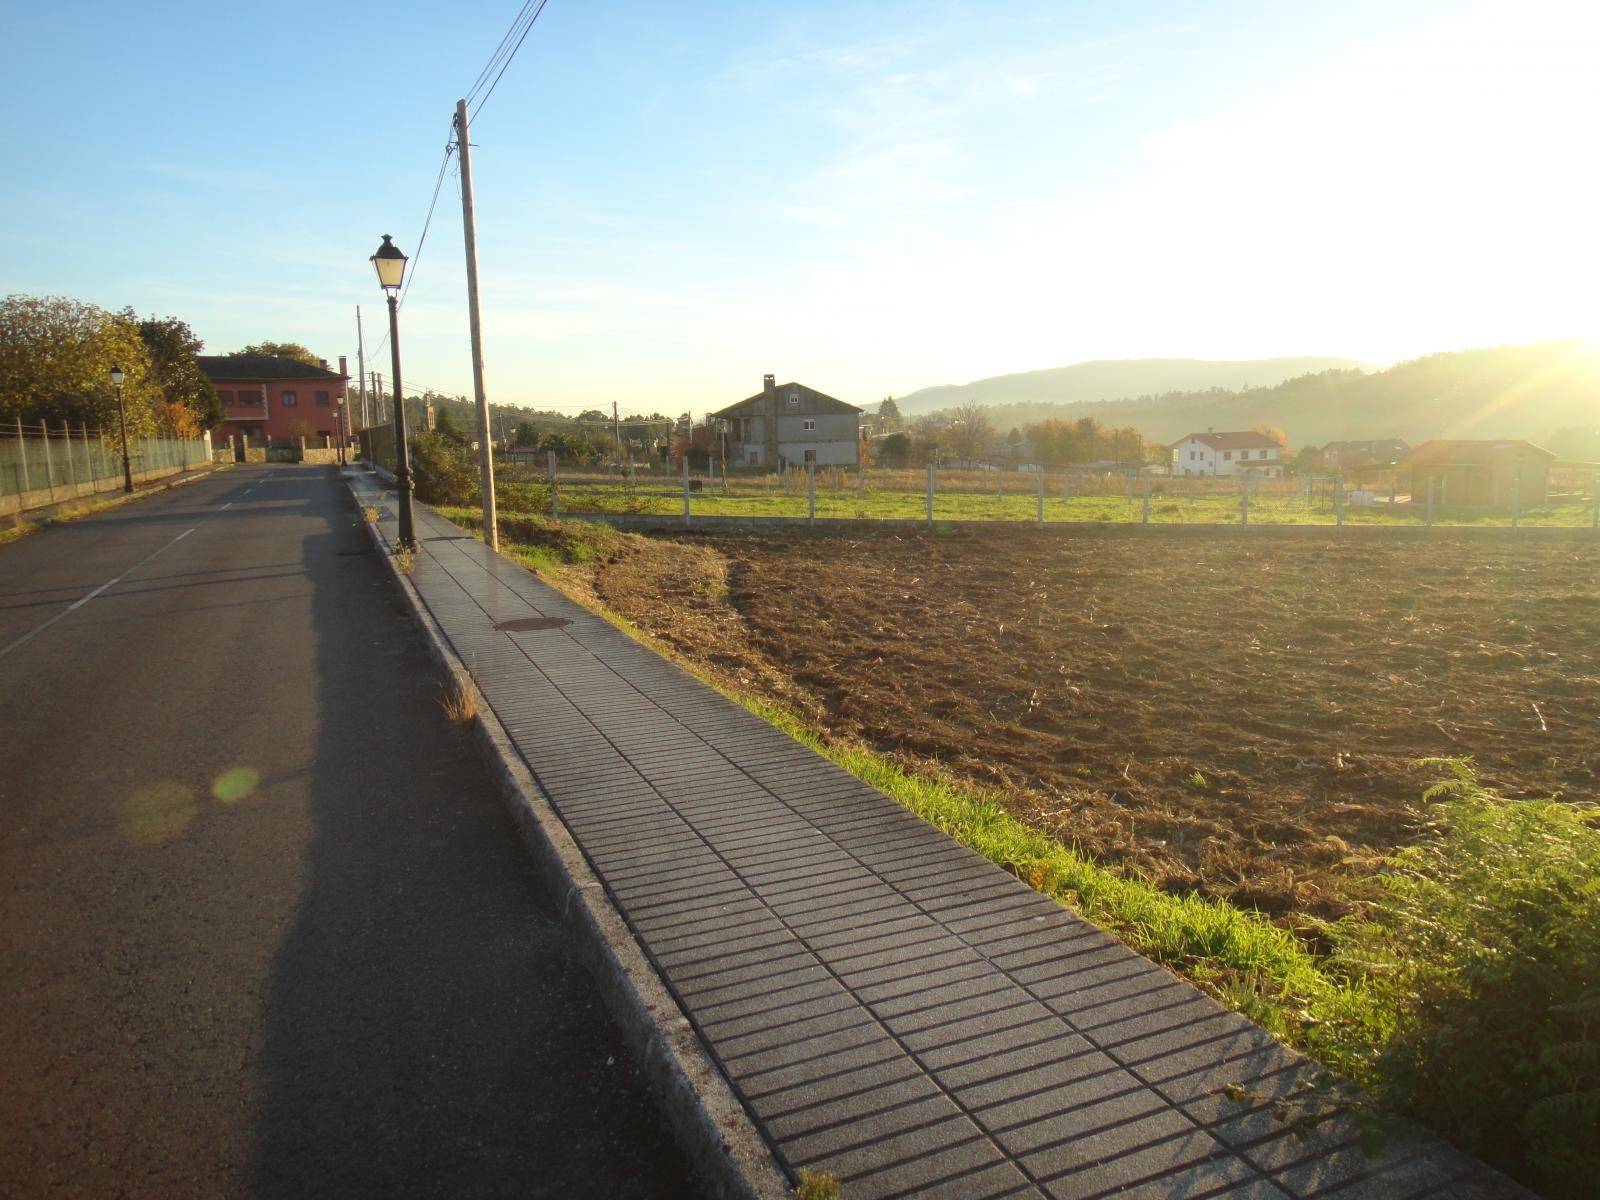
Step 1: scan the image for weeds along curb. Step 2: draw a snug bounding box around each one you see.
[348,478,791,1200]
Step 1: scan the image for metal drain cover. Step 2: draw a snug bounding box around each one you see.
[494,617,571,631]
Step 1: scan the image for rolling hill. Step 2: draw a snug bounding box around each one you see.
[894,357,1372,416]
[899,342,1600,455]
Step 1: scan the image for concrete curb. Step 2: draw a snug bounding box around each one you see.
[346,475,791,1200]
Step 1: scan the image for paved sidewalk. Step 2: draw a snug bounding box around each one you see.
[355,477,1526,1200]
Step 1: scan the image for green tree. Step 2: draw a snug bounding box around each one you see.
[227,341,323,367]
[432,405,468,447]
[0,294,159,432]
[877,431,912,466]
[137,314,221,432]
[945,402,994,461]
[879,396,902,430]
[513,420,539,447]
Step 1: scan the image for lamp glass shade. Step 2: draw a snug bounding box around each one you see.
[370,234,408,291]
[108,365,125,387]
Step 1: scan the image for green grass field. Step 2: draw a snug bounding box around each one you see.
[503,470,1597,528]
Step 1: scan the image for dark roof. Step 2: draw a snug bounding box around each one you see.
[198,355,345,381]
[712,382,860,419]
[1399,439,1557,468]
[1173,431,1282,451]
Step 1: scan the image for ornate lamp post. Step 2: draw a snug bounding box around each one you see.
[108,365,134,493]
[370,234,416,551]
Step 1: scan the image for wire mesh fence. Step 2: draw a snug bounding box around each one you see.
[481,458,1600,530]
[0,419,210,514]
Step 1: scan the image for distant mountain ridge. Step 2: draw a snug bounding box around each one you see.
[894,357,1373,415]
[895,343,1600,455]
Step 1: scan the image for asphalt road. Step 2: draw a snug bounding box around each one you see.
[0,464,698,1198]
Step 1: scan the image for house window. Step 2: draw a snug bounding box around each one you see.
[787,392,800,405]
[315,390,330,406]
[1259,449,1268,459]
[803,418,816,431]
[803,449,817,463]
[280,390,298,406]
[217,389,234,405]
[1223,450,1232,461]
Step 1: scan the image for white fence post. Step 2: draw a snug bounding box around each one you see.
[682,455,691,527]
[40,422,56,499]
[1240,476,1249,526]
[60,421,77,490]
[806,463,816,525]
[1142,476,1151,526]
[15,418,30,496]
[1335,474,1344,527]
[1036,470,1045,527]
[925,463,935,524]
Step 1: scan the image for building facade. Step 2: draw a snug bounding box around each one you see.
[198,355,350,449]
[712,375,861,468]
[1170,430,1285,477]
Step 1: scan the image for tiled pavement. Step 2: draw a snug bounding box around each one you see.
[354,479,1526,1200]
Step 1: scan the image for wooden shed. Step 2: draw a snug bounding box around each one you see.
[1398,440,1556,507]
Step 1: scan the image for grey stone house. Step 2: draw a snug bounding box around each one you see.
[712,375,861,469]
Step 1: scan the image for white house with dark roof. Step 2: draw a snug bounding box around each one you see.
[1170,430,1285,477]
[712,374,861,469]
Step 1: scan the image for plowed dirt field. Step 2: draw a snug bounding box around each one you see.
[588,526,1599,920]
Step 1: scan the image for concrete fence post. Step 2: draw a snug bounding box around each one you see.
[1141,476,1151,526]
[857,462,866,503]
[1335,474,1344,527]
[1426,477,1435,526]
[1240,476,1249,526]
[682,455,691,528]
[15,417,31,497]
[40,422,56,500]
[925,463,935,524]
[1512,472,1521,529]
[1036,470,1045,527]
[806,463,816,525]
[60,421,77,490]
[546,449,556,484]
[80,425,94,492]
[550,456,560,519]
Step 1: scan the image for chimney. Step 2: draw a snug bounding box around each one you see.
[338,355,348,378]
[762,374,779,469]
[319,358,329,370]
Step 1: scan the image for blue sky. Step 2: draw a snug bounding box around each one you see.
[3,0,1596,411]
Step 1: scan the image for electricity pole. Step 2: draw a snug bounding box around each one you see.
[613,399,622,466]
[455,98,498,551]
[356,306,369,432]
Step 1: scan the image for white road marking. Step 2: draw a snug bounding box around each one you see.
[219,502,232,510]
[0,527,196,661]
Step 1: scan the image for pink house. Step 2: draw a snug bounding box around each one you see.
[199,354,351,449]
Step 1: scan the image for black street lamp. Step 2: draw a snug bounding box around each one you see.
[371,234,416,551]
[108,365,134,493]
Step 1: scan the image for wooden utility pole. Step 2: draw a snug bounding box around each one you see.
[355,306,369,431]
[613,399,622,466]
[454,98,498,551]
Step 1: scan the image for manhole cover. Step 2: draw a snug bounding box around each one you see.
[494,617,571,632]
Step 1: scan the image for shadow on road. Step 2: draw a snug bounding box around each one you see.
[250,479,697,1198]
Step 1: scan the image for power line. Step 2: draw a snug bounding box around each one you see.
[466,0,537,103]
[467,0,550,117]
[368,134,456,363]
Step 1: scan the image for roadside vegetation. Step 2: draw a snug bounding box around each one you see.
[433,505,1597,1196]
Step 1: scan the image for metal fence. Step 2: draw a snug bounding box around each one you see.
[492,457,1600,531]
[0,419,210,514]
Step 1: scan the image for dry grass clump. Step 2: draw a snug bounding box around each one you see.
[439,674,479,728]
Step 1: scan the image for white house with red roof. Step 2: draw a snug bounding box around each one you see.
[1170,430,1286,477]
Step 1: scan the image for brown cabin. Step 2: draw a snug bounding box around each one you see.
[1398,440,1556,507]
